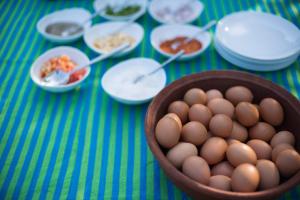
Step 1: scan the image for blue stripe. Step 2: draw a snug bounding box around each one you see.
[126,107,135,199]
[23,95,62,200]
[140,106,148,200]
[98,94,114,198]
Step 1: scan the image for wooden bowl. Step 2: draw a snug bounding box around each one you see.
[145,70,300,200]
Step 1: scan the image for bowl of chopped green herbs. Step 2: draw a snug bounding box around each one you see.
[93,0,147,21]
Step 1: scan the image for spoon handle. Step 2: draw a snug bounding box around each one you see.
[110,12,143,35]
[68,43,130,75]
[185,20,217,43]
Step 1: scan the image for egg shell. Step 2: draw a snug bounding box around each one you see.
[270,131,295,148]
[229,121,248,142]
[231,163,260,192]
[200,137,228,165]
[276,149,300,178]
[168,101,190,124]
[226,143,257,167]
[165,113,182,129]
[227,139,241,146]
[184,88,207,106]
[272,143,294,162]
[259,98,284,126]
[256,160,280,190]
[249,122,276,142]
[155,114,182,148]
[206,89,223,102]
[182,121,208,145]
[209,114,233,138]
[235,102,259,127]
[188,104,212,127]
[211,161,234,177]
[209,175,231,191]
[247,139,272,160]
[225,86,253,106]
[207,98,235,118]
[166,142,198,168]
[182,156,211,185]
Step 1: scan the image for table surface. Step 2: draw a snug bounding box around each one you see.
[0,0,300,199]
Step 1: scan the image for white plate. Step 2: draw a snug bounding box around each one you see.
[101,58,166,105]
[214,38,297,71]
[216,11,300,61]
[84,22,144,57]
[30,47,91,92]
[148,0,204,24]
[37,8,92,43]
[93,0,147,21]
[151,24,211,61]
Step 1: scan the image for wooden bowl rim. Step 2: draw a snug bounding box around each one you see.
[145,70,300,199]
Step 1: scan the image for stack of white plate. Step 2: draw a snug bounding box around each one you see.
[215,11,300,71]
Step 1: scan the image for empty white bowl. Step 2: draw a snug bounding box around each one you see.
[151,24,211,60]
[148,0,204,24]
[37,8,92,43]
[30,46,91,93]
[93,0,147,21]
[84,21,144,57]
[101,58,167,105]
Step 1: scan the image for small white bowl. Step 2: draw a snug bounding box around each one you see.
[148,0,204,24]
[151,24,211,61]
[84,21,144,57]
[93,0,147,21]
[37,8,92,43]
[30,46,91,93]
[101,58,167,105]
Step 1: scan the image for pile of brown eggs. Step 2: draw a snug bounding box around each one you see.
[155,86,300,192]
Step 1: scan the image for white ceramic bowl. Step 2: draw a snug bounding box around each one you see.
[30,46,91,93]
[84,21,144,57]
[37,8,92,43]
[101,58,167,105]
[93,0,147,21]
[216,11,300,61]
[148,0,204,24]
[151,24,211,61]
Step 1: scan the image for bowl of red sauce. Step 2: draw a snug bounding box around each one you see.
[30,46,90,93]
[151,24,212,61]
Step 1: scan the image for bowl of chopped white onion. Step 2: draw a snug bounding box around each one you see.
[83,21,144,57]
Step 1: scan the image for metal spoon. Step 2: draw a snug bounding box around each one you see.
[43,43,130,86]
[171,20,217,50]
[133,50,185,84]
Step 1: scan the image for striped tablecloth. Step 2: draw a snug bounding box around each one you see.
[0,0,299,199]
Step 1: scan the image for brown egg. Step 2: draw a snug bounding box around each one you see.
[247,139,272,160]
[209,175,231,191]
[188,104,212,127]
[227,139,241,146]
[270,131,295,148]
[259,98,284,126]
[200,137,228,165]
[182,121,208,145]
[229,121,248,142]
[206,89,223,102]
[155,114,182,148]
[249,122,276,142]
[256,160,280,190]
[207,98,235,118]
[211,161,234,177]
[184,88,207,106]
[166,142,198,168]
[182,156,210,185]
[276,149,300,177]
[209,114,233,138]
[164,113,182,128]
[225,86,254,106]
[272,143,294,162]
[235,102,259,127]
[226,143,257,167]
[231,163,260,192]
[168,101,189,124]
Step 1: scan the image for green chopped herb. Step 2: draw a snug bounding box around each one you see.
[105,5,141,16]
